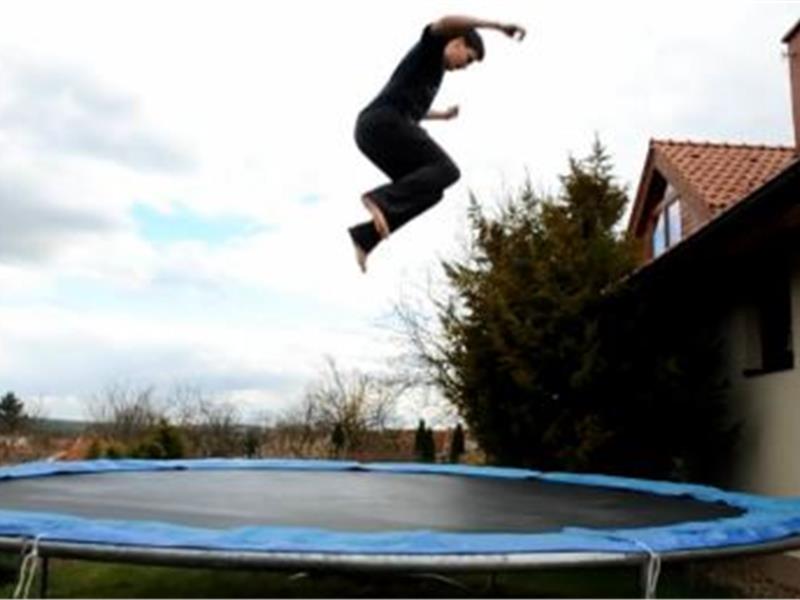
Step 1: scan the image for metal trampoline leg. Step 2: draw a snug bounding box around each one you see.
[407,573,472,593]
[482,572,499,594]
[639,560,656,599]
[38,557,49,599]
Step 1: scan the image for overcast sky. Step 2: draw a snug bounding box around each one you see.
[0,1,797,424]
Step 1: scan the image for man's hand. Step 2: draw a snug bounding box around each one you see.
[424,105,460,121]
[442,105,460,120]
[431,16,527,42]
[497,23,526,41]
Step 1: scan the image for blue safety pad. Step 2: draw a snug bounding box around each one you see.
[1,459,799,555]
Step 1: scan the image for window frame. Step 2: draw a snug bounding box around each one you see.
[651,186,682,258]
[742,265,795,378]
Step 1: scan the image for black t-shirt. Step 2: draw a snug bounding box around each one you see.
[366,25,449,122]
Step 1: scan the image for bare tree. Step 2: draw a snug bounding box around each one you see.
[271,394,326,457]
[20,396,61,460]
[159,384,246,457]
[387,289,463,428]
[271,357,405,458]
[390,290,451,392]
[22,396,47,427]
[192,397,243,457]
[85,383,164,444]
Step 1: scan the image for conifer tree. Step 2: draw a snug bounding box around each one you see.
[413,419,426,461]
[422,426,436,463]
[434,140,635,469]
[244,428,261,459]
[449,423,465,463]
[330,422,345,457]
[403,140,736,481]
[155,419,186,459]
[0,392,26,434]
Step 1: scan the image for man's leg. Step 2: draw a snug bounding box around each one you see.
[369,152,460,233]
[348,221,380,260]
[362,195,390,240]
[356,109,461,236]
[349,229,368,273]
[348,108,401,261]
[349,108,460,270]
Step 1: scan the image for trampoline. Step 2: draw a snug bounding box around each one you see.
[2,459,800,598]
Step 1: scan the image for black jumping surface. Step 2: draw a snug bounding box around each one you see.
[0,470,743,532]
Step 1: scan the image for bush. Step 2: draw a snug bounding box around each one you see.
[104,443,124,459]
[86,439,103,459]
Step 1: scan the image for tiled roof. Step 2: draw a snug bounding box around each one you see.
[783,18,800,43]
[652,140,797,216]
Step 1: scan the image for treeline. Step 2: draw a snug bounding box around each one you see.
[77,360,470,464]
[84,384,251,459]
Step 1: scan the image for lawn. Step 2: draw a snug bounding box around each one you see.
[0,555,740,598]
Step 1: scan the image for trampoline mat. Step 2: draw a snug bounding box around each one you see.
[0,469,743,533]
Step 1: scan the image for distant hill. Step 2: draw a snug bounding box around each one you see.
[30,418,91,436]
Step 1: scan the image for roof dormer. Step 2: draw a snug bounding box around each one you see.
[628,140,796,265]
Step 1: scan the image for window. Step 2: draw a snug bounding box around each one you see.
[653,211,666,257]
[668,201,682,247]
[744,267,795,376]
[651,190,682,258]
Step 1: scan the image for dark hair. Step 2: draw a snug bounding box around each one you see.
[463,28,485,61]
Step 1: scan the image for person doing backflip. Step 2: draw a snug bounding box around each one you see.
[348,15,526,272]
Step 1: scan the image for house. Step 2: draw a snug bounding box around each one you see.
[626,20,800,497]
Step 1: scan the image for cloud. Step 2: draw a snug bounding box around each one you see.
[0,303,391,421]
[0,169,119,262]
[0,53,201,265]
[0,55,195,172]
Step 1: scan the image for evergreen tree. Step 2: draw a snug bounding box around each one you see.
[244,428,261,459]
[413,140,735,481]
[422,427,436,463]
[104,443,123,459]
[0,392,25,434]
[449,423,466,463]
[131,439,165,459]
[155,419,185,459]
[413,419,426,461]
[330,422,345,457]
[435,140,634,469]
[425,428,438,462]
[129,419,185,459]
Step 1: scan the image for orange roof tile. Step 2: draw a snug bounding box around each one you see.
[651,140,797,216]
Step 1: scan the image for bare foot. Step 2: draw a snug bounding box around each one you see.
[352,239,367,273]
[362,195,390,239]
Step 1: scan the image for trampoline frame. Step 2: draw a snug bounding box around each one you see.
[3,534,800,599]
[2,459,800,598]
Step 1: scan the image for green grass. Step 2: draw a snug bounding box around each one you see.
[0,557,740,598]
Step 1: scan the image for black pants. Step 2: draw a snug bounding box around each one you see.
[349,106,461,254]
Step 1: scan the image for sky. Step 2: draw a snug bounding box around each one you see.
[0,1,797,425]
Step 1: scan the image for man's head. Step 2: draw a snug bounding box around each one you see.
[443,29,484,71]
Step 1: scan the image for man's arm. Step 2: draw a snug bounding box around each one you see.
[430,15,526,40]
[423,105,459,121]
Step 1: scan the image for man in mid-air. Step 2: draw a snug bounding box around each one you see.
[349,15,526,272]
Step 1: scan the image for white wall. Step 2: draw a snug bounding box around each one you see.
[726,252,800,496]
